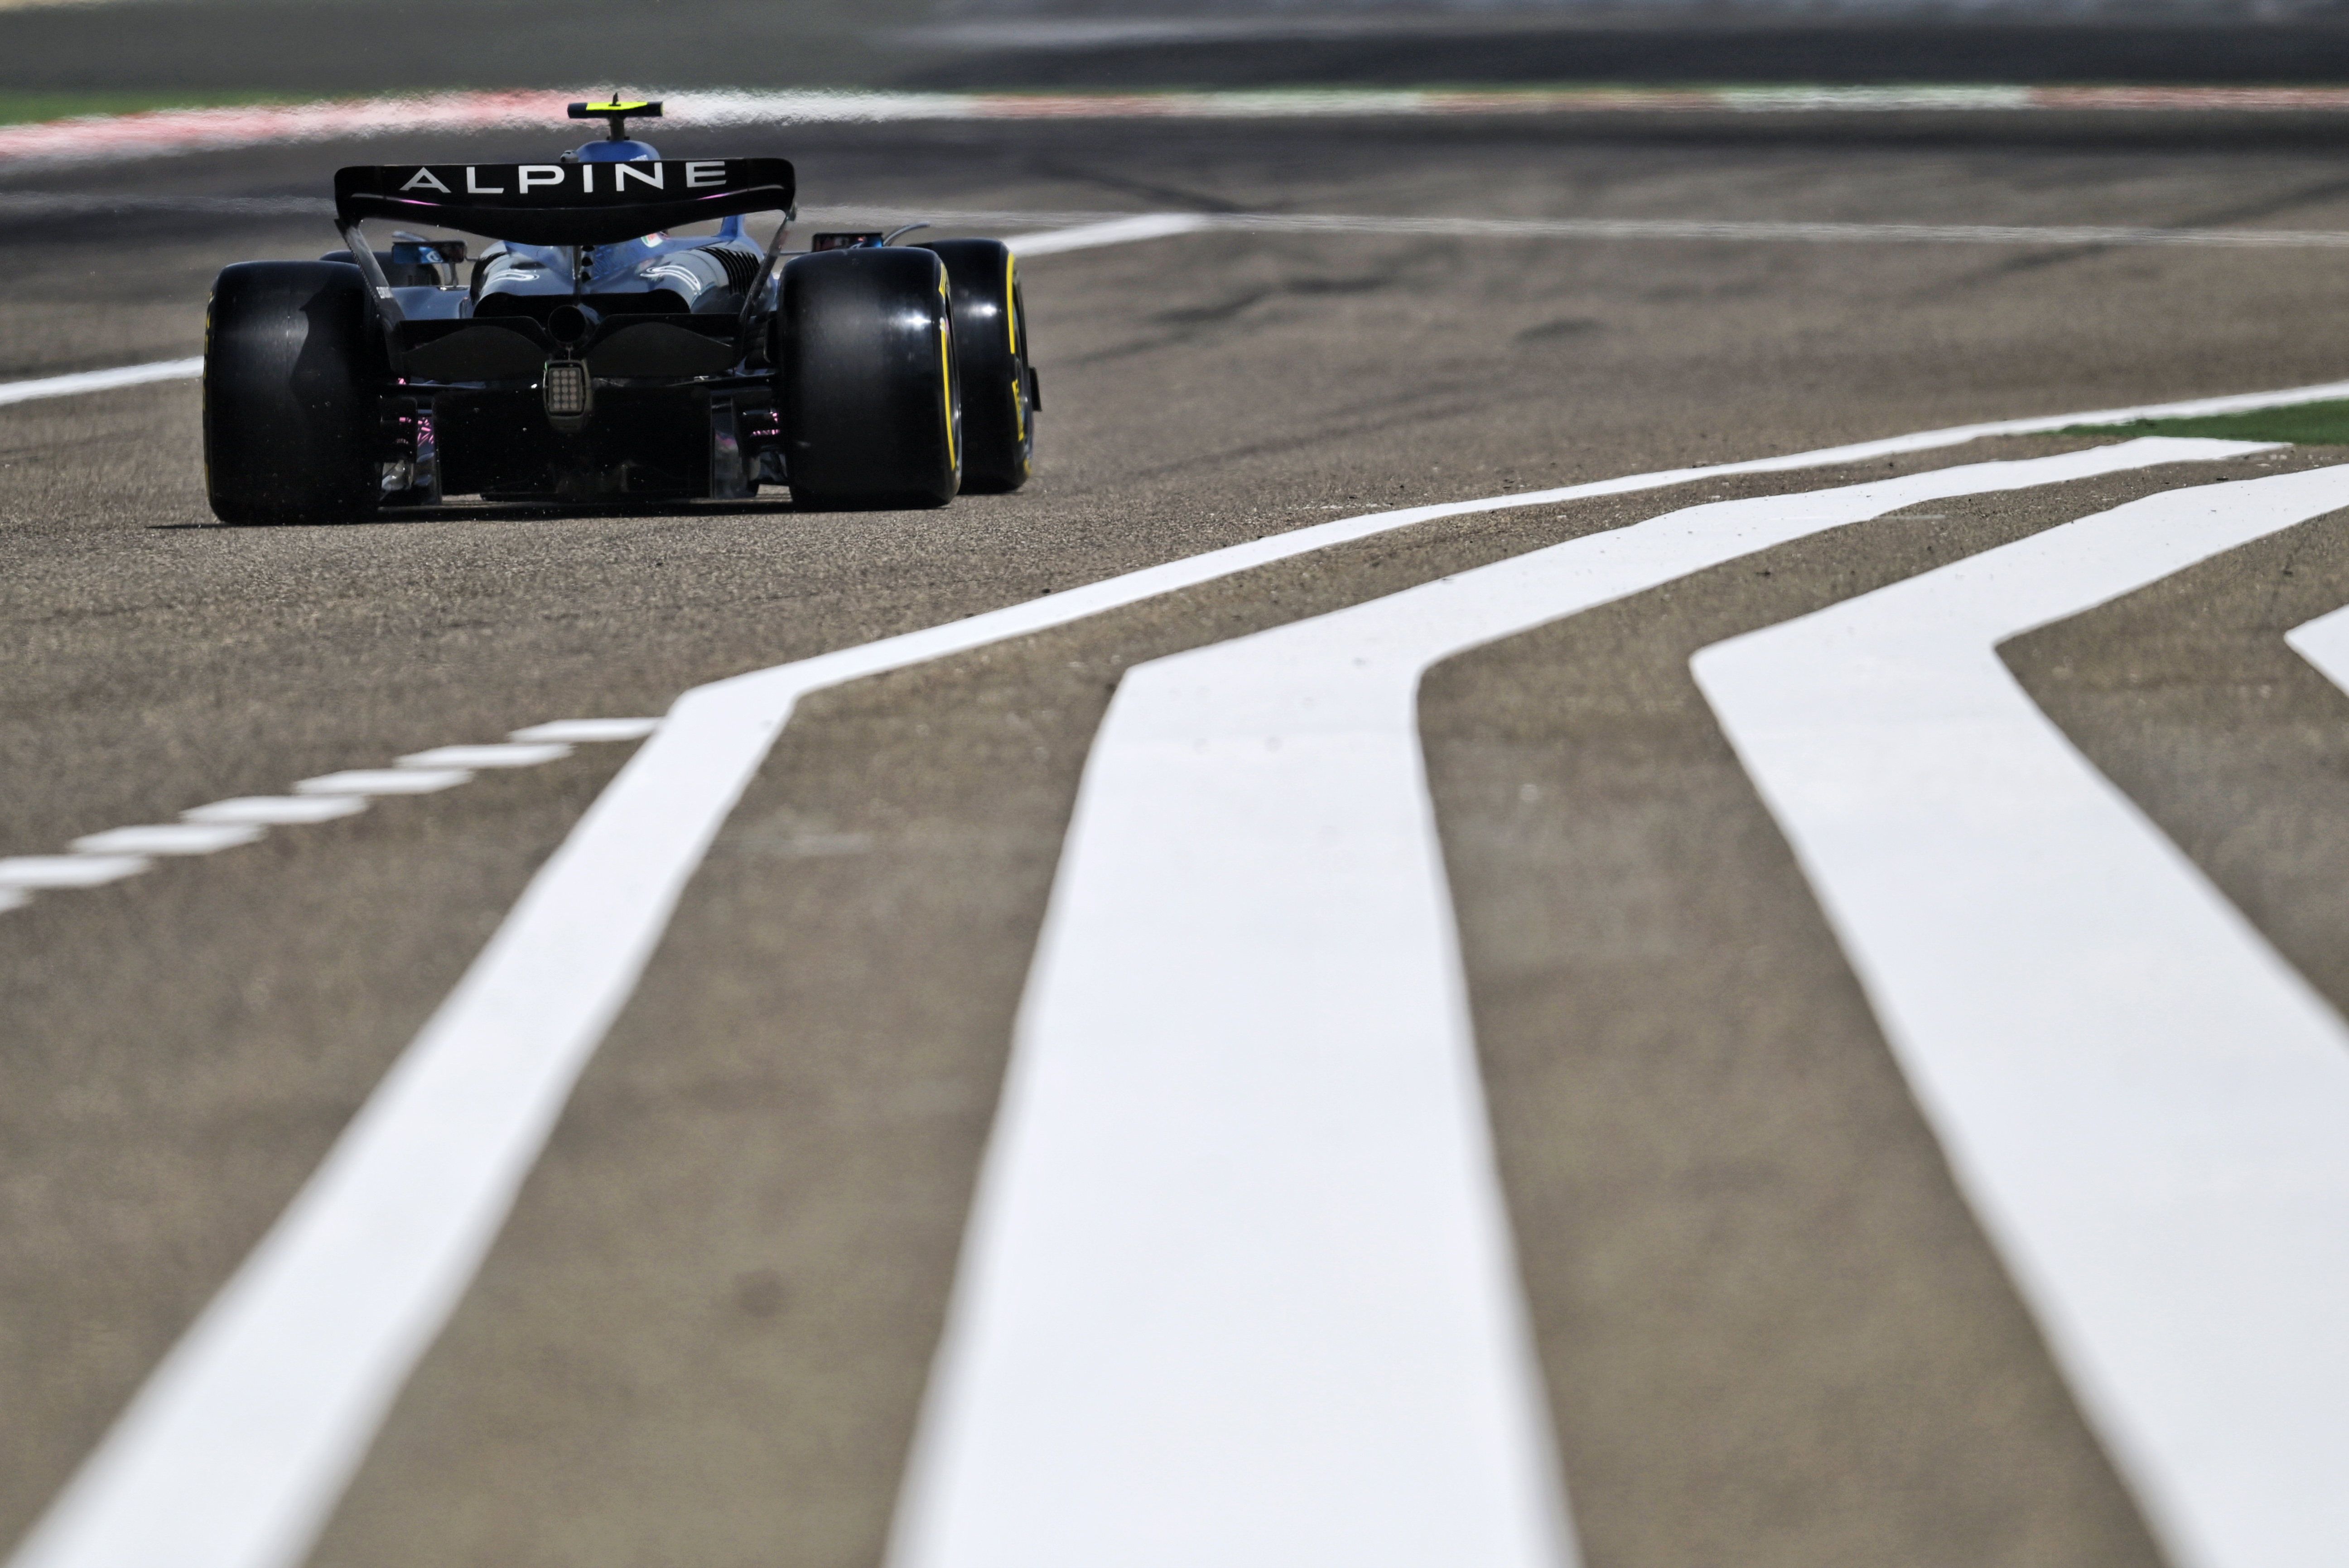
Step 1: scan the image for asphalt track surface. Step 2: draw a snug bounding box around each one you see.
[13,105,2349,1568]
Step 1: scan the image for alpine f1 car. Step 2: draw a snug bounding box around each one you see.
[203,101,1037,522]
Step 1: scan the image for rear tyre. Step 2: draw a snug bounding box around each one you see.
[203,261,381,525]
[919,238,1033,494]
[776,247,961,509]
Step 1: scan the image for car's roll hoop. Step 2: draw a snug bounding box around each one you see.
[333,158,796,247]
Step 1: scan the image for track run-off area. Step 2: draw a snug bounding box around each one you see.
[14,99,2349,1568]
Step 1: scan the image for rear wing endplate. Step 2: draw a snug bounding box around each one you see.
[333,158,796,246]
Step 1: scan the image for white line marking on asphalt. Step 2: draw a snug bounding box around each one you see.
[396,743,573,770]
[2282,600,2349,693]
[182,796,368,827]
[70,823,264,856]
[0,357,202,407]
[508,718,660,743]
[0,887,27,912]
[0,406,2311,1568]
[0,725,642,918]
[292,768,472,796]
[0,854,151,889]
[839,203,2349,252]
[1690,467,2349,1568]
[1191,210,2349,251]
[887,436,2264,1568]
[1003,212,1216,256]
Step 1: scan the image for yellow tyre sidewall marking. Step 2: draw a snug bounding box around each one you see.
[938,271,958,472]
[1005,252,1029,456]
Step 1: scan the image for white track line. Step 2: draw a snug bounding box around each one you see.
[0,357,201,407]
[1003,213,1215,256]
[1690,468,2349,1568]
[993,207,2342,256]
[2283,600,2349,691]
[1,722,651,917]
[0,407,2313,1568]
[71,824,262,857]
[886,437,2261,1568]
[509,718,658,743]
[0,854,149,890]
[396,743,571,770]
[1198,211,2349,251]
[182,796,365,827]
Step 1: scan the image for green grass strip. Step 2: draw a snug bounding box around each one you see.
[2065,399,2349,445]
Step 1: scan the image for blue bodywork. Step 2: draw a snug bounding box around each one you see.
[390,133,771,324]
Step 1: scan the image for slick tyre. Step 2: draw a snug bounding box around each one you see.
[776,246,961,509]
[203,261,381,525]
[919,237,1033,493]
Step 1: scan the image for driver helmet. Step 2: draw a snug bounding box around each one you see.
[579,138,659,162]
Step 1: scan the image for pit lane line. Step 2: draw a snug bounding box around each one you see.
[1690,469,2349,1568]
[885,438,2258,1568]
[3,397,2335,1568]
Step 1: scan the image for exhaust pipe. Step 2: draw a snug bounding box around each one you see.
[545,301,601,349]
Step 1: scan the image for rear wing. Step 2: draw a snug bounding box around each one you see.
[333,158,795,246]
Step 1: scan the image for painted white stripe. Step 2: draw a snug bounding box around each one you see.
[957,207,2349,254]
[0,414,2300,1568]
[182,796,367,827]
[1199,210,2349,251]
[292,768,471,796]
[1689,468,2349,1568]
[396,743,571,770]
[0,854,149,889]
[508,718,659,743]
[1,724,650,920]
[71,823,263,856]
[1003,212,1215,256]
[0,357,201,407]
[2282,600,2349,691]
[887,437,2264,1568]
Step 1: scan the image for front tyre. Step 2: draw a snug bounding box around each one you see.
[776,247,960,509]
[919,238,1033,494]
[203,261,381,525]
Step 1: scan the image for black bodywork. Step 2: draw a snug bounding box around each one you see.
[330,148,801,505]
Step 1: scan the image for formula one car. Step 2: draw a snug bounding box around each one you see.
[203,101,1037,522]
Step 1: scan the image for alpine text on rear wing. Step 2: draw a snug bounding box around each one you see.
[333,158,797,246]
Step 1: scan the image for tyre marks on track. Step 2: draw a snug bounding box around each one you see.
[1692,469,2349,1568]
